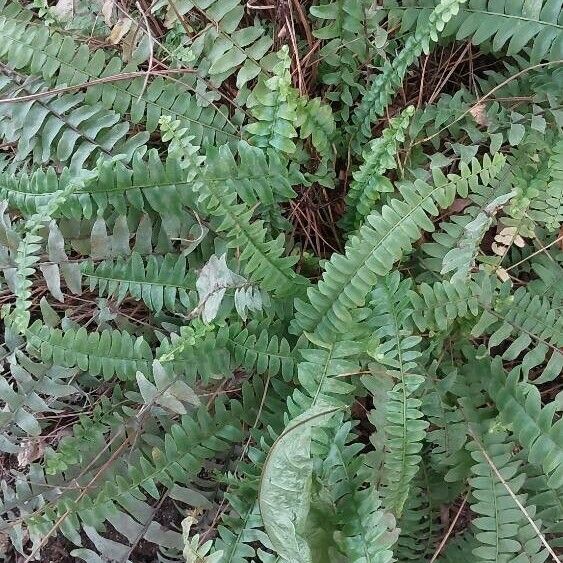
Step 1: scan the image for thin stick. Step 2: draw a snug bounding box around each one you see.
[429,493,468,562]
[505,234,563,272]
[0,69,196,104]
[135,1,155,100]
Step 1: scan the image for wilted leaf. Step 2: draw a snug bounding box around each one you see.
[47,220,67,263]
[90,216,109,260]
[51,0,73,19]
[17,439,44,467]
[196,255,246,323]
[469,102,489,127]
[259,406,338,563]
[107,17,133,45]
[100,0,115,25]
[39,263,64,302]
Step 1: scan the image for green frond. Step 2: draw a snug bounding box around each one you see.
[341,105,414,231]
[367,272,428,517]
[522,464,563,543]
[351,0,466,149]
[7,170,95,333]
[29,378,266,546]
[0,351,77,453]
[153,0,273,90]
[410,278,482,333]
[310,0,375,118]
[335,487,399,562]
[530,135,563,232]
[245,47,299,155]
[485,360,563,491]
[468,431,548,563]
[82,252,197,314]
[0,150,196,219]
[321,423,399,562]
[25,321,153,380]
[0,70,148,169]
[0,4,240,145]
[396,464,446,561]
[196,144,307,298]
[224,321,298,381]
[294,152,505,341]
[287,337,361,418]
[387,0,563,62]
[422,372,468,469]
[472,286,563,383]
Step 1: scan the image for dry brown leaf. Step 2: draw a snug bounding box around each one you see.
[493,226,526,255]
[101,0,116,25]
[107,17,133,45]
[469,102,489,127]
[17,439,45,467]
[496,267,510,282]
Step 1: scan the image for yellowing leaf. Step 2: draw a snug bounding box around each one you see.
[107,17,133,45]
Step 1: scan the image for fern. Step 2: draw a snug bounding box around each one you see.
[341,105,414,231]
[350,0,467,149]
[387,0,563,62]
[0,2,240,145]
[0,0,561,560]
[468,430,548,563]
[485,360,563,491]
[293,153,505,340]
[245,46,299,155]
[367,272,428,517]
[472,286,563,383]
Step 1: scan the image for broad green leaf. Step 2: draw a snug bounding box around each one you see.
[259,406,338,563]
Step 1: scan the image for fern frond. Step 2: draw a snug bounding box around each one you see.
[350,0,466,149]
[468,431,549,563]
[0,69,148,169]
[530,135,563,232]
[341,105,414,231]
[82,253,197,314]
[388,0,563,62]
[196,144,307,298]
[472,286,563,383]
[321,423,399,562]
[335,487,399,562]
[28,378,267,548]
[310,0,375,119]
[245,46,298,155]
[224,321,298,381]
[410,278,482,333]
[485,360,563,491]
[367,272,428,517]
[153,0,273,90]
[7,170,95,333]
[0,4,239,145]
[0,351,77,452]
[293,153,505,341]
[25,321,153,380]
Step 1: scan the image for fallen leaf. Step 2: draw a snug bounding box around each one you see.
[107,17,133,45]
[469,102,489,127]
[496,267,510,282]
[17,439,45,467]
[101,0,115,25]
